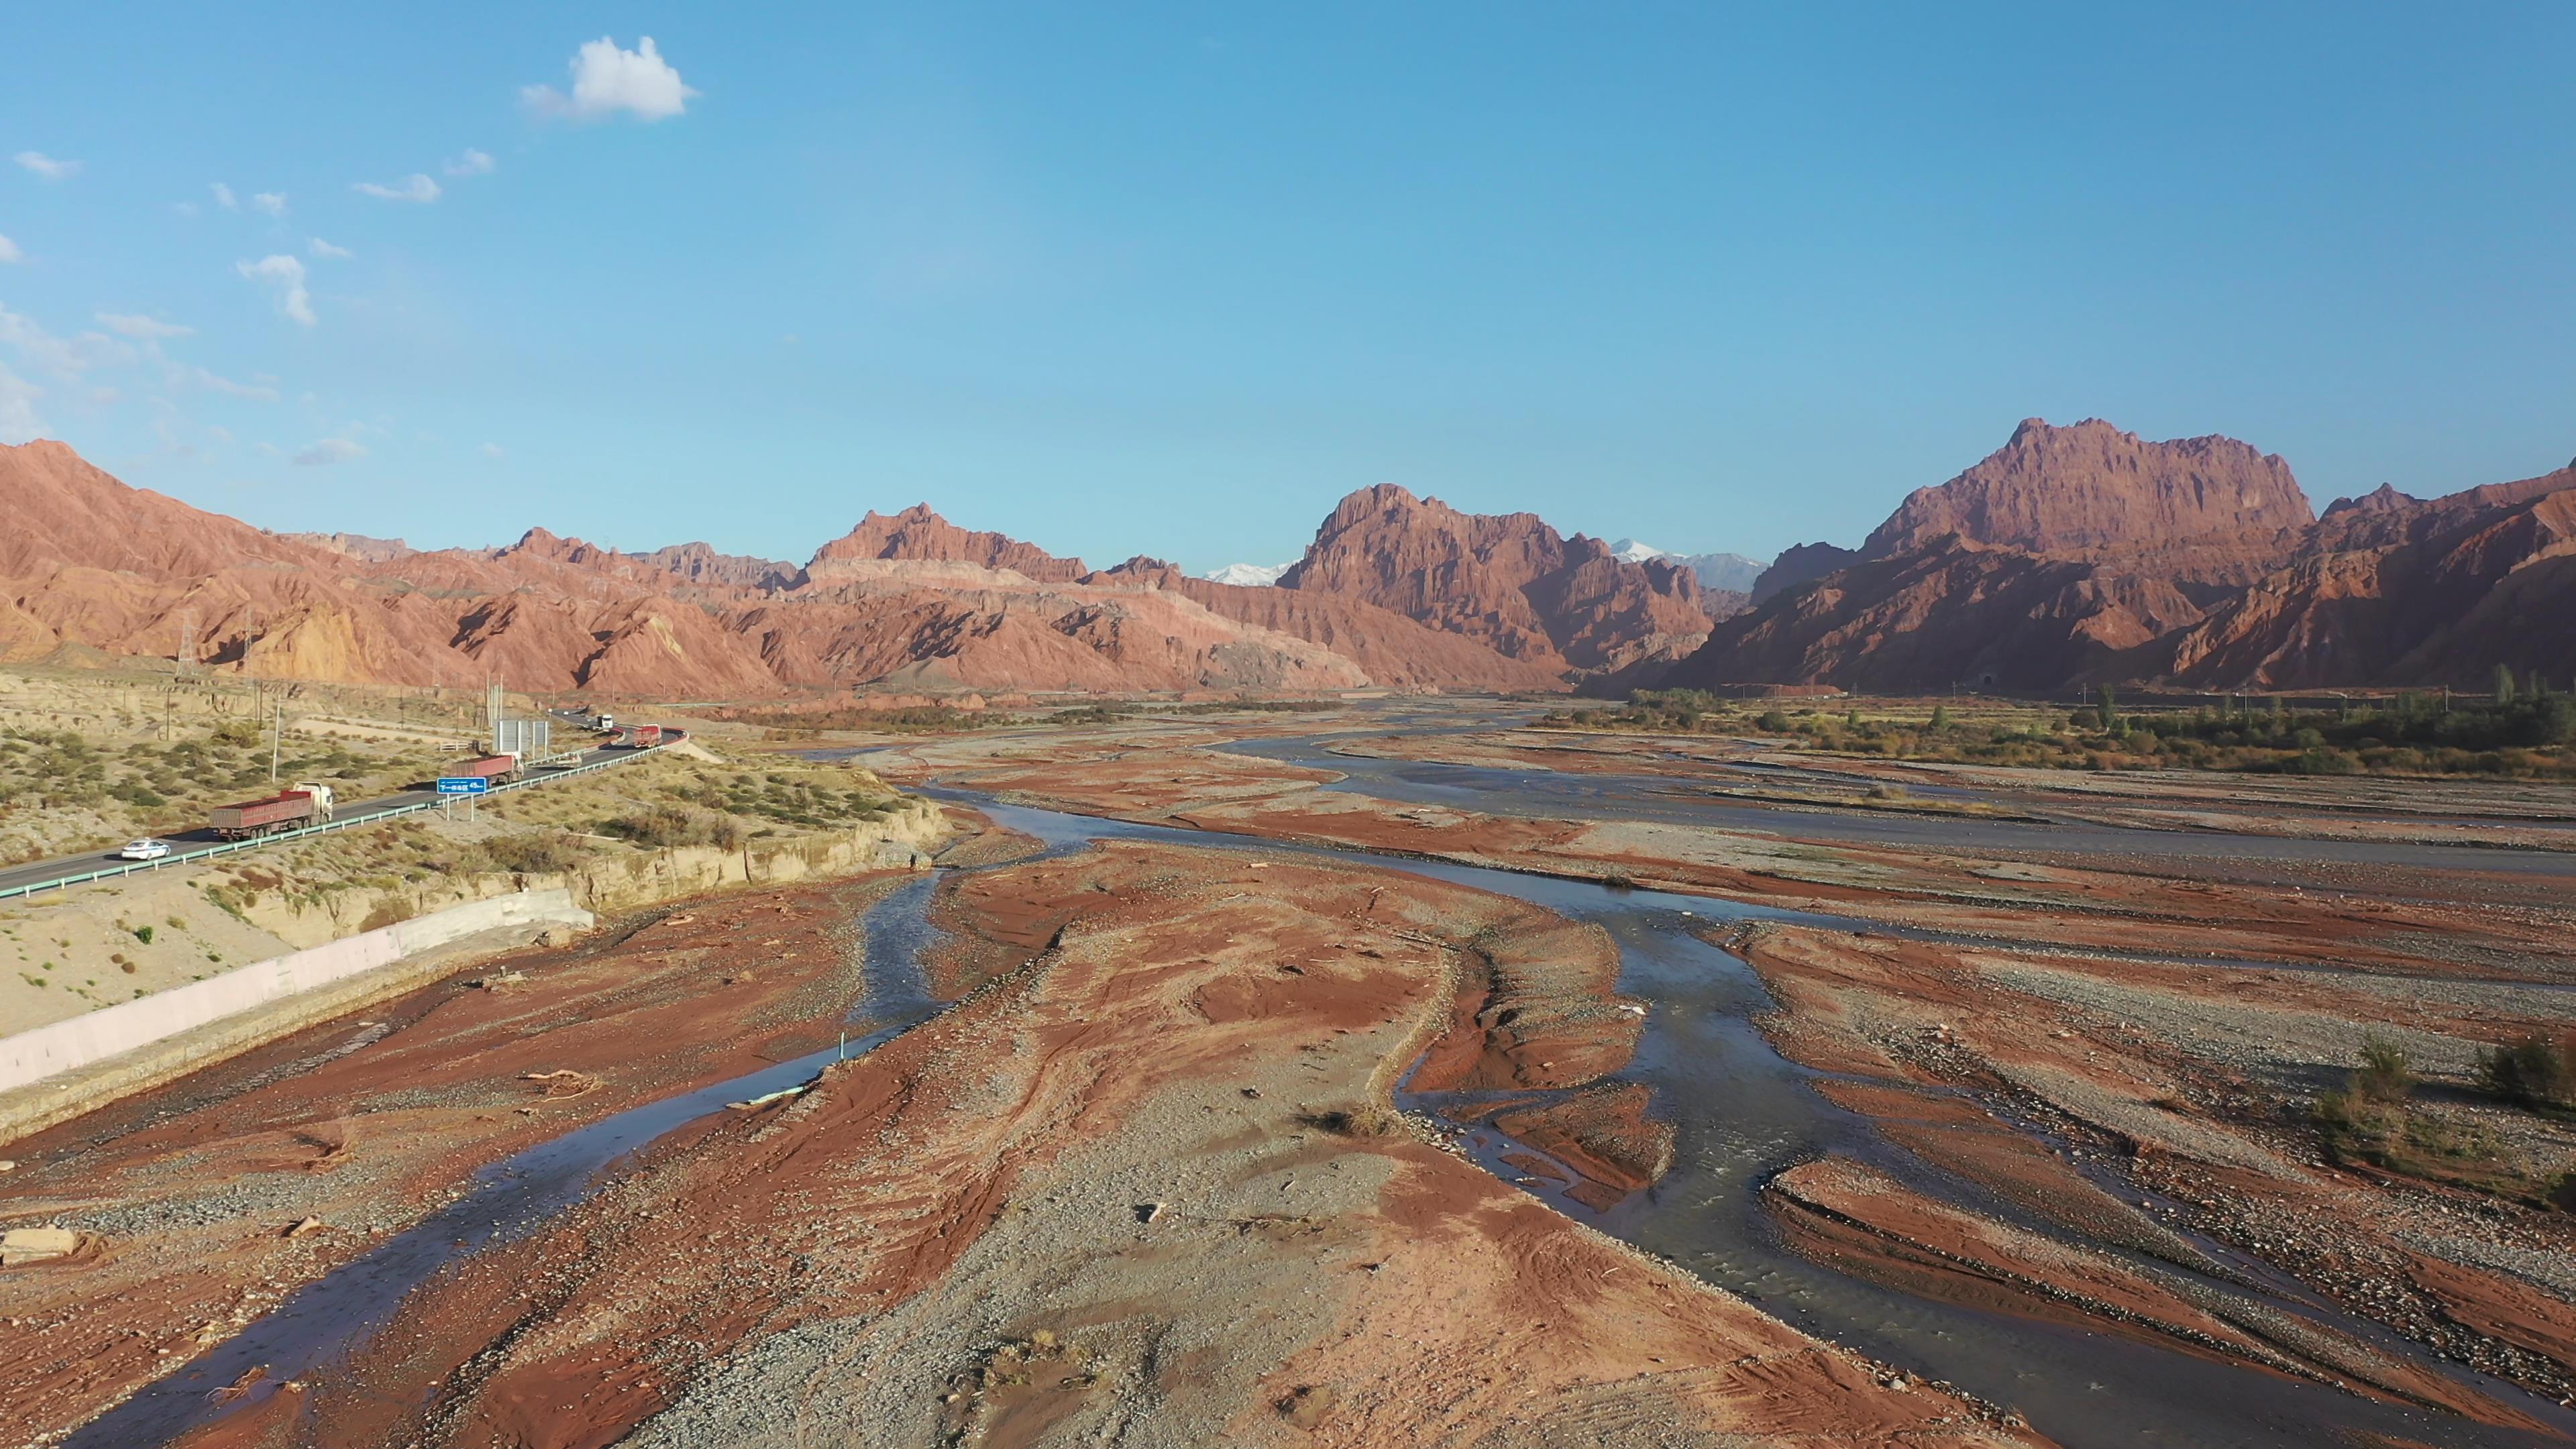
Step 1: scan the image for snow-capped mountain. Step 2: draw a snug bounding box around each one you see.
[1607,540,1768,593]
[1203,561,1293,587]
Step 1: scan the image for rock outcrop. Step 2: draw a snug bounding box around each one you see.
[1664,421,2573,693]
[806,504,1087,584]
[1279,484,1717,673]
[1864,418,2312,557]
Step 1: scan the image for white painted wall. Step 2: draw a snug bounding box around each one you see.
[0,889,592,1093]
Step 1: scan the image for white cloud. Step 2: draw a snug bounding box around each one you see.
[172,201,201,219]
[97,312,193,339]
[293,437,366,466]
[444,148,496,177]
[479,442,504,459]
[183,366,280,402]
[354,172,441,203]
[209,425,234,445]
[14,152,80,181]
[308,237,353,260]
[0,304,135,379]
[0,235,19,265]
[236,254,316,326]
[0,362,41,443]
[522,36,696,122]
[252,191,287,217]
[211,182,239,211]
[254,441,280,458]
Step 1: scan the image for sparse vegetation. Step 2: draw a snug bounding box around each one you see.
[2314,1037,2570,1207]
[603,804,750,851]
[1536,687,2576,779]
[2475,1034,2575,1113]
[474,830,594,876]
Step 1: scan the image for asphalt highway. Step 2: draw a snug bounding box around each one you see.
[0,734,646,901]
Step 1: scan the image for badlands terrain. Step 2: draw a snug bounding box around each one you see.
[4,413,2574,700]
[1,696,2572,1446]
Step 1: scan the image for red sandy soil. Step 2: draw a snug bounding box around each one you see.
[1764,1159,2540,1428]
[0,871,921,1440]
[1492,1084,1677,1211]
[936,737,2573,980]
[1335,727,2576,850]
[138,842,2036,1448]
[917,726,2576,1415]
[1732,922,2576,1410]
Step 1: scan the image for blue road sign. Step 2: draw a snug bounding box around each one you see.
[436,777,491,796]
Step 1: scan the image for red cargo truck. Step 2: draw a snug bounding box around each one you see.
[209,784,337,839]
[451,753,523,784]
[617,724,663,749]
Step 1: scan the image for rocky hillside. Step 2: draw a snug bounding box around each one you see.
[1278,483,1721,673]
[0,441,1619,696]
[1666,421,2575,693]
[1863,417,2313,557]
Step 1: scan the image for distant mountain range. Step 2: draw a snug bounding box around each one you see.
[1201,561,1293,587]
[0,442,1713,696]
[1659,418,2575,693]
[1607,541,1768,594]
[5,417,2565,699]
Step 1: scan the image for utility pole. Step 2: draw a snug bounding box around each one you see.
[270,693,282,783]
[174,609,197,680]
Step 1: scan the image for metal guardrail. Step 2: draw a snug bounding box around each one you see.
[0,744,664,904]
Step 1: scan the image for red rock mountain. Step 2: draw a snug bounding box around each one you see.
[1863,418,2313,557]
[807,504,1087,584]
[1279,484,1720,673]
[0,442,1591,696]
[1665,421,2576,693]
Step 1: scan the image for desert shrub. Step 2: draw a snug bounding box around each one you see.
[2353,1034,2415,1104]
[478,830,594,875]
[2476,1034,2575,1110]
[604,806,746,851]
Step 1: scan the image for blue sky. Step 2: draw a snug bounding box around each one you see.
[4,5,2571,573]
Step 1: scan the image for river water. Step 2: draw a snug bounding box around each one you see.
[62,746,2576,1448]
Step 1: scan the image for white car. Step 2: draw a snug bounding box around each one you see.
[117,839,173,861]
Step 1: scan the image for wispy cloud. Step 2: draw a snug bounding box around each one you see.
[252,191,288,217]
[0,303,136,379]
[13,152,80,181]
[308,237,353,260]
[444,148,497,177]
[211,181,239,211]
[523,36,696,122]
[479,442,505,459]
[0,362,41,442]
[293,437,366,466]
[0,235,20,265]
[180,365,280,402]
[97,312,193,339]
[354,173,441,203]
[236,254,316,325]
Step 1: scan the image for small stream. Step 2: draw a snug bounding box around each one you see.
[64,768,2576,1448]
[64,879,953,1448]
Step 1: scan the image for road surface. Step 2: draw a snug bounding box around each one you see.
[0,729,651,901]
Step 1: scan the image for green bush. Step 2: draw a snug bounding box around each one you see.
[2476,1034,2574,1110]
[2353,1034,2414,1104]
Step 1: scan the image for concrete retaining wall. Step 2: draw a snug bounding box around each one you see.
[0,888,593,1095]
